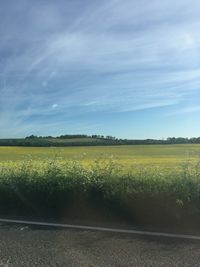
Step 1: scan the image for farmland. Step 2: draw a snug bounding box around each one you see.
[0,144,200,168]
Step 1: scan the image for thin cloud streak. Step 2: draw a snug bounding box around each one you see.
[1,0,200,137]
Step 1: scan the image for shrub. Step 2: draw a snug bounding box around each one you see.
[0,158,200,228]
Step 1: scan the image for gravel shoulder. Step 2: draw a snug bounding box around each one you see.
[0,224,200,266]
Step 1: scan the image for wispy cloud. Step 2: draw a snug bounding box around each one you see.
[169,106,200,116]
[1,0,200,137]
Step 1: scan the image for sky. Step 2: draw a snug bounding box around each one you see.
[1,0,200,139]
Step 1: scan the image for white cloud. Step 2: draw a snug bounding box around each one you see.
[171,106,200,115]
[1,0,200,136]
[52,104,58,109]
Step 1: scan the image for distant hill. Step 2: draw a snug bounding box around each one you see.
[0,135,200,146]
[0,135,118,147]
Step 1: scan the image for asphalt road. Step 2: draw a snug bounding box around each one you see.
[0,224,200,267]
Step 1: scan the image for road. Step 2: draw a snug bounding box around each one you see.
[0,223,200,266]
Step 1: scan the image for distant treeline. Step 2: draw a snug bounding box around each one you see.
[25,134,117,140]
[0,135,200,147]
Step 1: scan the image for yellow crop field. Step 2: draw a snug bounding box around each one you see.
[0,144,200,169]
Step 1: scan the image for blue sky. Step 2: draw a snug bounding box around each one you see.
[1,0,200,138]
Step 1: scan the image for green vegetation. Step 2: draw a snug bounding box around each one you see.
[0,157,200,228]
[0,135,118,147]
[1,134,200,147]
[1,144,200,229]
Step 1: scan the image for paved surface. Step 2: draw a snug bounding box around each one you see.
[0,224,200,266]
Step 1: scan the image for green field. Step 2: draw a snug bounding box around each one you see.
[0,144,200,168]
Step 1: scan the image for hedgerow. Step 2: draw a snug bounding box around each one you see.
[0,158,200,227]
